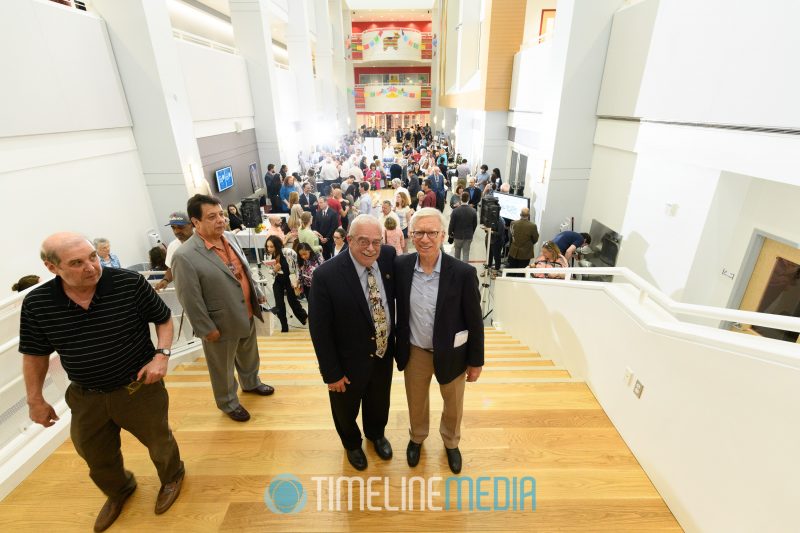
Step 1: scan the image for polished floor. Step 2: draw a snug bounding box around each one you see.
[0,328,680,531]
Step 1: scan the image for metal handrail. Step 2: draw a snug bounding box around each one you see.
[500,266,800,333]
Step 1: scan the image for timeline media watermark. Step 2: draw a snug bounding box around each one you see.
[264,473,536,514]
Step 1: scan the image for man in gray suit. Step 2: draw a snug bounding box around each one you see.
[172,194,275,422]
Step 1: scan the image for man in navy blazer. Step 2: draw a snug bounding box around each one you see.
[395,207,484,474]
[298,182,318,216]
[309,215,397,471]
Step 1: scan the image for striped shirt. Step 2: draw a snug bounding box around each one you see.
[19,268,171,390]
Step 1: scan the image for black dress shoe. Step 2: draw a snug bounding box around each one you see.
[371,437,393,460]
[226,405,251,422]
[346,448,368,471]
[406,440,421,467]
[446,447,462,474]
[243,384,275,396]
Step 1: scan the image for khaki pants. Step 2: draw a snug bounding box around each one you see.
[65,380,184,500]
[404,345,466,449]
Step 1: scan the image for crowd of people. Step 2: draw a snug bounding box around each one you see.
[14,125,594,532]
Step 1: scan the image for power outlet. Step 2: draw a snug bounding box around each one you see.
[633,380,644,399]
[623,367,634,387]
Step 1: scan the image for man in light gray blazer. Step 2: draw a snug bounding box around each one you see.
[172,194,274,422]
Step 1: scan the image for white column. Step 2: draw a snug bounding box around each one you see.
[286,0,317,150]
[430,0,444,130]
[230,0,285,170]
[91,0,206,241]
[341,5,357,129]
[329,0,349,132]
[314,0,337,139]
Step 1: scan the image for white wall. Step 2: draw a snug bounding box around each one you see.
[494,278,800,533]
[583,115,800,307]
[598,0,800,129]
[0,1,159,298]
[0,1,130,137]
[176,40,255,138]
[522,0,557,45]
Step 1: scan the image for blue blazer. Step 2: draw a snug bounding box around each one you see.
[394,252,484,384]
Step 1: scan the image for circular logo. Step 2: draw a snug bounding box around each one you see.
[264,474,307,514]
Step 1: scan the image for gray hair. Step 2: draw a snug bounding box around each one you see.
[93,237,110,248]
[348,214,382,237]
[392,178,401,188]
[408,207,445,232]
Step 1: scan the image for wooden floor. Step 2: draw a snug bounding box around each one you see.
[0,328,681,532]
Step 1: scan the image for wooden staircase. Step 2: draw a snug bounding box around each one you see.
[0,327,681,532]
[165,328,580,387]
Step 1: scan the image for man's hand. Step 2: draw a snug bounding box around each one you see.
[137,354,169,384]
[466,366,482,382]
[327,376,350,393]
[28,399,59,427]
[320,237,329,243]
[154,279,169,292]
[205,329,221,342]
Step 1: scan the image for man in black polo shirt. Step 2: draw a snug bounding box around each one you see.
[20,232,185,532]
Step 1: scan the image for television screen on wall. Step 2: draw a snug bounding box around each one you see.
[495,192,530,221]
[215,166,234,192]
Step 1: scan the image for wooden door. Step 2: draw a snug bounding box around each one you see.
[735,237,800,343]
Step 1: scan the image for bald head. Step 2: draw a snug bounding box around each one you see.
[520,208,530,219]
[40,232,92,265]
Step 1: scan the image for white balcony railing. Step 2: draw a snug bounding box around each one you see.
[350,28,433,63]
[501,266,800,334]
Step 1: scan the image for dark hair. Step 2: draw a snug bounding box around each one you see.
[12,274,40,292]
[423,178,433,189]
[360,182,371,191]
[265,235,284,259]
[227,204,240,215]
[334,227,347,240]
[187,194,221,221]
[492,168,501,178]
[581,232,592,245]
[460,192,470,203]
[481,164,488,171]
[462,159,467,163]
[295,243,317,266]
[267,163,275,171]
[148,246,167,270]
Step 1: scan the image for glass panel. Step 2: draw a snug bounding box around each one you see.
[752,257,800,342]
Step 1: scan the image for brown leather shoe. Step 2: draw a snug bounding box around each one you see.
[155,470,185,515]
[94,484,136,532]
[227,405,251,422]
[243,384,275,396]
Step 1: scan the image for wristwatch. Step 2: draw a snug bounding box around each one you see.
[155,348,172,357]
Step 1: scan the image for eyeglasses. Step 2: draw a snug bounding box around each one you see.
[354,237,382,248]
[126,378,145,395]
[410,231,441,240]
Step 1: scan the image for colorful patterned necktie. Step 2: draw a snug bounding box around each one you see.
[366,267,388,358]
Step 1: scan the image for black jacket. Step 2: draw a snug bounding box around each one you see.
[299,192,318,216]
[395,252,484,384]
[309,246,397,384]
[313,208,338,240]
[448,204,478,240]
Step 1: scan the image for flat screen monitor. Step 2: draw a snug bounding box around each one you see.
[495,192,530,221]
[215,166,234,192]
